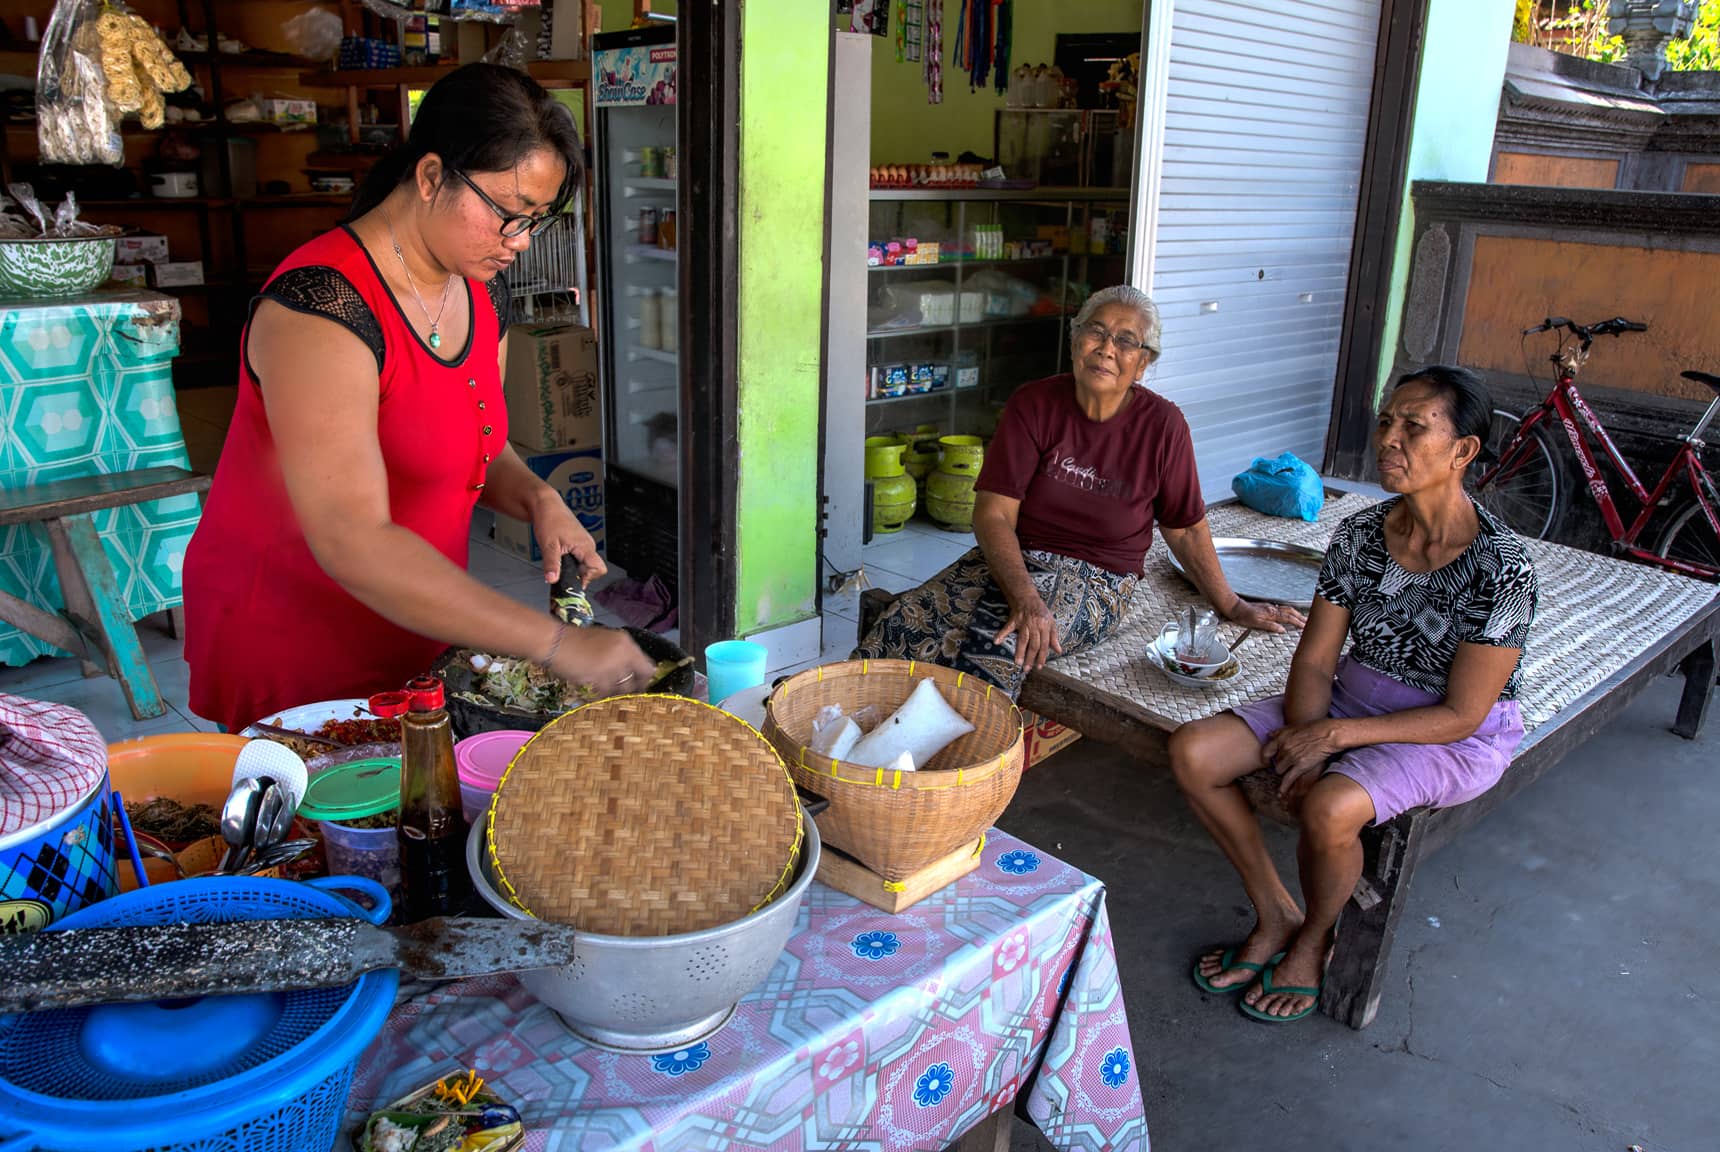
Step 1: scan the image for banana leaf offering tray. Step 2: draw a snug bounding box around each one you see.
[359,1068,523,1152]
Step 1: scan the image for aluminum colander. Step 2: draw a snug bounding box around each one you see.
[465,809,819,1054]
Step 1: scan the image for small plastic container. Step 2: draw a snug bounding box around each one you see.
[705,640,768,707]
[454,730,532,825]
[299,756,402,905]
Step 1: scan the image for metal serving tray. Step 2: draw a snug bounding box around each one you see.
[1164,537,1327,610]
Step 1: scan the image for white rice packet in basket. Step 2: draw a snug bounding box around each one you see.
[809,704,863,760]
[845,678,975,771]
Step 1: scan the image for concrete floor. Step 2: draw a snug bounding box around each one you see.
[996,671,1716,1152]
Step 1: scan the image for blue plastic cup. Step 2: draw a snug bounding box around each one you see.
[705,640,769,705]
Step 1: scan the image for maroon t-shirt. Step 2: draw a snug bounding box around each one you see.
[975,374,1206,576]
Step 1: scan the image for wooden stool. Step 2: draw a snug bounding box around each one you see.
[0,467,210,720]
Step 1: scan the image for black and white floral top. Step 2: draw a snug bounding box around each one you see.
[1316,499,1538,700]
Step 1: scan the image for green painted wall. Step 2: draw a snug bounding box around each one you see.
[735,0,829,634]
[1372,0,1517,406]
[866,0,1143,163]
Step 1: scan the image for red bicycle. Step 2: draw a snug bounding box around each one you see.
[1474,315,1720,581]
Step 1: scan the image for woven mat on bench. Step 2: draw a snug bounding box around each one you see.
[1045,492,1719,734]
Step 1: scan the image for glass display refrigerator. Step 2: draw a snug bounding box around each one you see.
[592,24,680,598]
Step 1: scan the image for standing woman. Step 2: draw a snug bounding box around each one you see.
[184,65,652,734]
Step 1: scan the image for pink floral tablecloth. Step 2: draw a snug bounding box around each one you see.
[341,831,1148,1151]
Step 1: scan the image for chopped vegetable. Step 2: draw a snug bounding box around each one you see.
[126,797,219,842]
[467,655,586,714]
[461,653,692,715]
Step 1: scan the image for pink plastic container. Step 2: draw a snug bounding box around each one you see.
[454,730,533,824]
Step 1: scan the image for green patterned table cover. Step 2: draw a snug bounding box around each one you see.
[0,290,201,667]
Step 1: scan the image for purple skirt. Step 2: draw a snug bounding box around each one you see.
[1230,657,1524,823]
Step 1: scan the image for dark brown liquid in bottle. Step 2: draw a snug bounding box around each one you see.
[398,679,473,921]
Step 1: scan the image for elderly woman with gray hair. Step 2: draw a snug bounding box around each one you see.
[855,285,1301,697]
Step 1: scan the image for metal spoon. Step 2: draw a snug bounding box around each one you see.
[237,839,318,875]
[252,780,290,855]
[216,777,263,875]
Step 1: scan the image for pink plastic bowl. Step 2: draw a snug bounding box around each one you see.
[454,730,532,824]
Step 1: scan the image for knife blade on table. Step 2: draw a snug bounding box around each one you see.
[0,917,580,1014]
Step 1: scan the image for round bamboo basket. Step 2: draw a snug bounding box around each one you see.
[761,660,1023,882]
[487,694,803,936]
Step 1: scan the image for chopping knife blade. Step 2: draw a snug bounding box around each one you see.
[0,917,580,1014]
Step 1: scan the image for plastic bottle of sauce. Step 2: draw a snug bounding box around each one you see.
[392,676,472,920]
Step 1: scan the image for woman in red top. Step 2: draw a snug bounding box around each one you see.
[184,65,652,733]
[855,286,1301,697]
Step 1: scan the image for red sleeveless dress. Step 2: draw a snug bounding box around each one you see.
[183,226,509,733]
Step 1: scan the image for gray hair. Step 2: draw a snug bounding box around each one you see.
[1070,285,1161,355]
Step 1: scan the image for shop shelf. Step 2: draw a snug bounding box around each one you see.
[626,245,677,263]
[244,194,353,206]
[178,50,317,69]
[83,197,226,210]
[304,151,385,170]
[869,186,1129,203]
[867,254,1073,274]
[299,60,591,89]
[629,345,678,366]
[865,389,958,407]
[866,312,1070,340]
[626,178,678,193]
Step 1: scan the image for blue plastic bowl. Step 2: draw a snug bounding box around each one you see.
[0,876,398,1152]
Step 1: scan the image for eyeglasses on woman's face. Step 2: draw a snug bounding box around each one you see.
[450,169,560,238]
[1073,320,1148,355]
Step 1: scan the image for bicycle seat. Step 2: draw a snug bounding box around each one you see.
[1683,370,1720,396]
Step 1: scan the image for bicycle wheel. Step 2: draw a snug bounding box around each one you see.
[1655,493,1720,578]
[1472,408,1564,540]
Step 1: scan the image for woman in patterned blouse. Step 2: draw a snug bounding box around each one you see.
[1171,366,1538,1023]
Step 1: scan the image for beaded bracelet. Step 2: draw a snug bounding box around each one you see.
[536,621,568,670]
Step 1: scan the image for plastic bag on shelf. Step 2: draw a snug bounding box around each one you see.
[36,0,123,165]
[283,8,344,64]
[964,269,1038,318]
[37,0,191,164]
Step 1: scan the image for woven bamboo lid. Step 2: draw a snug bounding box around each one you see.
[487,694,803,937]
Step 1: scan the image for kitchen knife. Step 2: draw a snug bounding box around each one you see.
[0,916,580,1013]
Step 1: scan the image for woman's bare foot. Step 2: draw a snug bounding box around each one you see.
[1195,903,1304,992]
[1244,928,1332,1017]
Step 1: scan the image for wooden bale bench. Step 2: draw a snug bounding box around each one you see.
[860,491,1720,1028]
[0,466,211,720]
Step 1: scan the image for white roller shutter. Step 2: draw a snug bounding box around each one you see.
[1135,0,1382,500]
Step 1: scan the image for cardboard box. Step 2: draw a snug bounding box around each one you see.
[108,264,148,288]
[547,0,586,59]
[1020,709,1081,769]
[259,98,317,125]
[503,322,601,452]
[114,235,170,265]
[149,261,204,287]
[491,443,605,564]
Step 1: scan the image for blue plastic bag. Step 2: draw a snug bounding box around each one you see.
[1231,452,1325,522]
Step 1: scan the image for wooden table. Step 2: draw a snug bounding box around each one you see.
[0,291,202,682]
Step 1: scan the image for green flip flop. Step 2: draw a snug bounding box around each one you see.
[1191,946,1286,996]
[1239,961,1322,1023]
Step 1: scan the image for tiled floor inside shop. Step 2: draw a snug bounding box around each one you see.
[817,513,976,665]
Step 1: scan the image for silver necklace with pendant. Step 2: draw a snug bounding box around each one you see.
[387,210,455,349]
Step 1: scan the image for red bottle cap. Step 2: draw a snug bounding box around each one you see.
[405,675,445,712]
[367,691,411,719]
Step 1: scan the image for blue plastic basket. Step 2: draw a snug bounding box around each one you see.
[0,876,398,1152]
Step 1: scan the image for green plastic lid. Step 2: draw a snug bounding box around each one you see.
[299,757,400,822]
